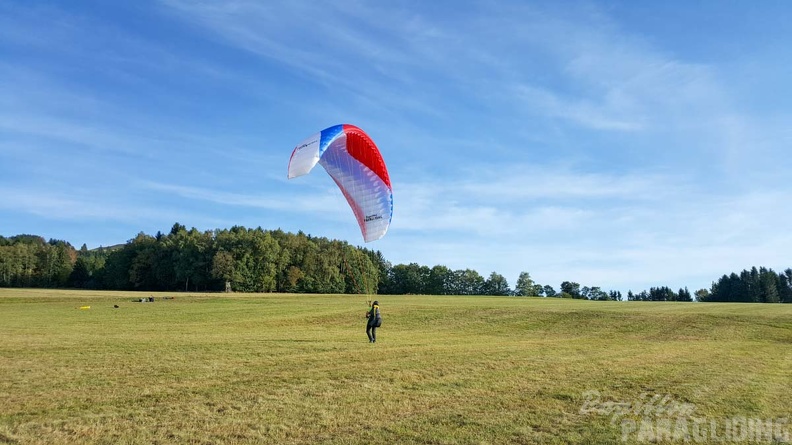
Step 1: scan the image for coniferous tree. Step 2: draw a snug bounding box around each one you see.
[677,287,693,302]
[780,269,792,303]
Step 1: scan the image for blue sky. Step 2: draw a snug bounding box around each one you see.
[1,1,791,294]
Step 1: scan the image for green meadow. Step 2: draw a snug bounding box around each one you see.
[0,289,790,444]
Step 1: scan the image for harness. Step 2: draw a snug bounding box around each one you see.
[369,304,381,327]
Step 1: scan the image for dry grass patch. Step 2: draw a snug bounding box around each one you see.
[1,290,790,444]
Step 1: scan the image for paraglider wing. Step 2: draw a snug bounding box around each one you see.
[287,124,393,242]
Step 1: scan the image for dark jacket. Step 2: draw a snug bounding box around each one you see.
[367,305,381,327]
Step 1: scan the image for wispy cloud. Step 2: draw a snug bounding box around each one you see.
[140,179,361,225]
[0,187,165,222]
[158,0,737,153]
[2,1,790,294]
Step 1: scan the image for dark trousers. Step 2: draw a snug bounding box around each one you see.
[366,324,377,342]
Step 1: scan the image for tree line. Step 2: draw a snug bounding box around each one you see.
[699,267,792,303]
[626,287,694,302]
[1,224,790,302]
[1,224,391,294]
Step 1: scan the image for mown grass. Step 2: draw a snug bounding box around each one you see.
[0,288,790,444]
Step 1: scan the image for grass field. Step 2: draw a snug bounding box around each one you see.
[0,289,790,444]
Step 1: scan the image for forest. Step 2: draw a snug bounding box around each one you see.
[1,223,790,302]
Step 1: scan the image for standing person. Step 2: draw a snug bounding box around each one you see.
[366,300,382,343]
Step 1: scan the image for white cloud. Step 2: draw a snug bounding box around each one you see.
[378,162,792,293]
[140,180,356,222]
[0,187,157,222]
[2,1,790,295]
